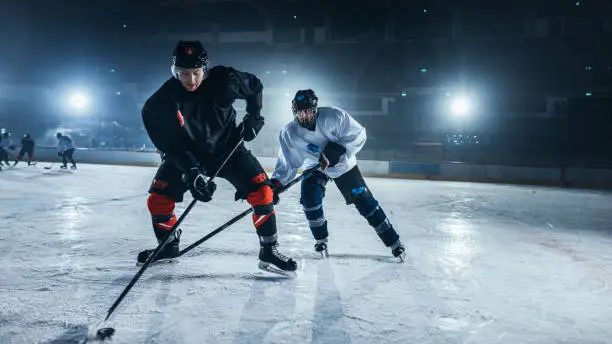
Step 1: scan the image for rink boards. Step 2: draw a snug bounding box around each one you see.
[29,146,612,188]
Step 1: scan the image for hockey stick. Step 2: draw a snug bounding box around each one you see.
[178,163,322,257]
[89,139,245,340]
[44,157,60,170]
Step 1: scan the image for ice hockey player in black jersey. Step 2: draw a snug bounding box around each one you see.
[271,89,406,261]
[139,40,297,274]
[13,134,36,166]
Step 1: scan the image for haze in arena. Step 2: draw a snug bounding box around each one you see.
[1,1,611,343]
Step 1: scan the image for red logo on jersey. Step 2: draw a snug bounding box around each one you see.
[176,110,185,127]
[185,47,193,55]
[152,179,168,189]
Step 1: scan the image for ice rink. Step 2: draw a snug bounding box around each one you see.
[1,163,612,344]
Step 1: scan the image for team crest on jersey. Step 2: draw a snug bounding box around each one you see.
[152,179,168,189]
[306,143,320,153]
[185,47,193,55]
[176,110,185,127]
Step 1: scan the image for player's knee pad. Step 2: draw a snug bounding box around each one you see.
[353,193,398,246]
[300,179,325,207]
[247,184,277,238]
[147,193,178,230]
[353,193,386,228]
[235,172,272,200]
[248,183,274,207]
[300,182,327,236]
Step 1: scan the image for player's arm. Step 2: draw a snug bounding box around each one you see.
[210,66,264,141]
[142,97,198,172]
[330,109,366,157]
[211,66,263,113]
[318,109,366,168]
[271,128,303,187]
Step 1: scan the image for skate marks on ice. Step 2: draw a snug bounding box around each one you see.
[144,270,288,283]
[185,246,395,264]
[230,259,351,344]
[40,324,90,344]
[140,266,188,344]
[231,266,299,344]
[310,260,351,344]
[326,251,475,344]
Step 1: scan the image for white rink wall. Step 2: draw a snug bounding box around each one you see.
[27,146,612,188]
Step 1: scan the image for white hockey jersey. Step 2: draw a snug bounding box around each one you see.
[57,136,75,152]
[272,106,366,185]
[0,137,11,150]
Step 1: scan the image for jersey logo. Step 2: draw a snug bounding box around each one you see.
[152,179,168,189]
[176,110,185,127]
[351,186,367,195]
[306,143,320,153]
[185,47,193,55]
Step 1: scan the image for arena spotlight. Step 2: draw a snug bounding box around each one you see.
[449,96,471,116]
[68,92,89,110]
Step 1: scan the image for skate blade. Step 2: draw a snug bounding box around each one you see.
[136,258,178,267]
[258,261,297,278]
[396,251,407,263]
[318,249,329,259]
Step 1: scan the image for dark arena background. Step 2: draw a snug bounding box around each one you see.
[1,1,612,343]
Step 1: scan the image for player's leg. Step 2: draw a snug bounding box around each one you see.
[60,150,68,168]
[66,148,76,168]
[137,159,187,263]
[0,148,5,168]
[300,171,330,255]
[1,148,9,165]
[334,166,405,259]
[26,148,34,165]
[13,147,26,166]
[219,147,297,272]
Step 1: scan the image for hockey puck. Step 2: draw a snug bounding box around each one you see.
[96,327,115,340]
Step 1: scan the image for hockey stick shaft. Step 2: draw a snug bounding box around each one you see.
[178,163,322,257]
[104,139,244,321]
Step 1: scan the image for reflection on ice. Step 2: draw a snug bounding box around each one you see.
[438,218,480,275]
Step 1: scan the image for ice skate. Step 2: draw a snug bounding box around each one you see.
[258,243,297,277]
[314,238,329,259]
[391,240,406,263]
[136,229,181,266]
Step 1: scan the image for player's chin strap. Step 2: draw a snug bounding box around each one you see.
[88,139,245,342]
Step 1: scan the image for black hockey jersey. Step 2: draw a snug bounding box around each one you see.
[142,66,263,172]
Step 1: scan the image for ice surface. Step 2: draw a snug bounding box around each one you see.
[1,163,612,344]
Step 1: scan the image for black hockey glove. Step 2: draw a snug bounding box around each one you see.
[184,166,217,202]
[241,113,265,142]
[270,178,283,205]
[320,142,346,169]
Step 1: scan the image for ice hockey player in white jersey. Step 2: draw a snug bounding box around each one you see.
[0,132,16,170]
[271,89,406,261]
[56,132,77,169]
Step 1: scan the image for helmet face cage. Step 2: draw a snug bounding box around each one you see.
[292,89,318,115]
[292,89,319,128]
